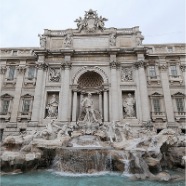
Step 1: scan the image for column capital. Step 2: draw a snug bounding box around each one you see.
[159,64,168,71]
[180,64,186,72]
[16,65,26,74]
[134,60,146,69]
[0,65,7,74]
[110,61,120,69]
[61,62,72,69]
[35,62,48,70]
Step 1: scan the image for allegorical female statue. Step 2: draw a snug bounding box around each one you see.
[123,93,135,118]
[46,94,58,118]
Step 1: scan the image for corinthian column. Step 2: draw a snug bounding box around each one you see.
[31,55,47,122]
[0,63,6,94]
[72,89,78,122]
[135,60,150,122]
[103,89,108,122]
[61,62,71,122]
[110,54,120,121]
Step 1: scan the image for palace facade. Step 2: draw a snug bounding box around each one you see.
[0,10,185,139]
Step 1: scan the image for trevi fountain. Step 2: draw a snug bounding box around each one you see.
[0,9,185,186]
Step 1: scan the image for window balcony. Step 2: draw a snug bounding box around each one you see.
[147,75,160,85]
[0,111,11,121]
[151,112,166,122]
[24,77,36,86]
[4,78,16,85]
[169,75,183,84]
[174,112,186,121]
[17,112,32,121]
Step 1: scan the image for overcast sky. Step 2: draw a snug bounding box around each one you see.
[0,0,185,48]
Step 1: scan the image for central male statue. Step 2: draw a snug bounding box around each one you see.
[81,93,98,123]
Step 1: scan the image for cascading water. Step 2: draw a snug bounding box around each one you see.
[52,147,114,173]
[121,151,131,175]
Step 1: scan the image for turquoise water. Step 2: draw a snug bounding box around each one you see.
[1,170,185,186]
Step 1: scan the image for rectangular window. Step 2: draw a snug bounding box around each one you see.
[22,100,31,114]
[170,65,177,77]
[8,66,15,80]
[28,67,35,80]
[176,98,184,112]
[149,66,156,78]
[1,100,10,114]
[0,129,3,141]
[153,98,161,113]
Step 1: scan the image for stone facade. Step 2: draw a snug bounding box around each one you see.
[0,10,185,139]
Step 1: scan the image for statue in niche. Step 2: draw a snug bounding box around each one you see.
[38,34,46,48]
[64,33,72,48]
[110,33,116,46]
[46,94,58,118]
[49,68,60,82]
[121,67,133,81]
[123,93,135,118]
[78,93,102,134]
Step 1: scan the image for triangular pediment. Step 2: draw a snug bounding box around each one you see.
[150,92,163,97]
[172,92,185,97]
[0,93,14,99]
[21,93,34,98]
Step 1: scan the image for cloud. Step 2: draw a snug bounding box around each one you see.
[0,0,185,47]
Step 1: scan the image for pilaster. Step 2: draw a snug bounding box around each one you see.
[134,57,150,122]
[31,55,47,122]
[72,88,78,122]
[103,89,109,122]
[10,61,26,122]
[110,52,120,121]
[159,57,175,123]
[0,62,7,94]
[61,55,72,122]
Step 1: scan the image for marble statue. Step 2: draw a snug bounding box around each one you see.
[78,93,102,134]
[46,94,58,118]
[80,93,100,124]
[38,34,46,48]
[123,93,135,117]
[74,17,87,32]
[64,33,72,48]
[110,33,116,46]
[74,9,107,32]
[106,121,117,142]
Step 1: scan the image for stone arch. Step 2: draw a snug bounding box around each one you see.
[72,66,108,85]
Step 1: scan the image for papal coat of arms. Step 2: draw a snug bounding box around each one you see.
[74,9,108,32]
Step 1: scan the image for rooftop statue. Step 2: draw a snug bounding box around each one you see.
[74,9,108,32]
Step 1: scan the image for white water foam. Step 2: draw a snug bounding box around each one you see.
[48,169,121,177]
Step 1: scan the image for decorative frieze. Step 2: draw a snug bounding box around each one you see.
[48,68,61,82]
[121,67,133,82]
